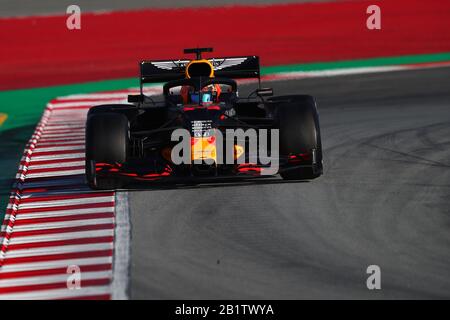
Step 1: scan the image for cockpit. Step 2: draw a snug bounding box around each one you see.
[163,78,238,106]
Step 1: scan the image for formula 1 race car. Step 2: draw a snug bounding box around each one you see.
[85,48,323,189]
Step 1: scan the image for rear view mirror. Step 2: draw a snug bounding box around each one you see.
[128,94,145,103]
[256,88,273,97]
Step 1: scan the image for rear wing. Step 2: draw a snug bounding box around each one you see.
[139,56,260,92]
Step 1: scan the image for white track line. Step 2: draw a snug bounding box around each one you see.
[12,210,113,221]
[16,197,113,209]
[32,146,85,152]
[49,99,125,108]
[62,88,161,100]
[3,210,113,224]
[34,139,85,145]
[7,218,114,232]
[8,230,114,245]
[43,125,85,130]
[5,243,113,258]
[34,141,85,147]
[0,257,112,273]
[111,191,131,300]
[5,207,113,220]
[0,286,112,300]
[28,161,85,170]
[30,153,86,161]
[10,212,113,222]
[38,133,85,138]
[0,271,112,288]
[24,170,86,179]
[61,93,130,100]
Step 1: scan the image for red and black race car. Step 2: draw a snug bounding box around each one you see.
[85,48,323,189]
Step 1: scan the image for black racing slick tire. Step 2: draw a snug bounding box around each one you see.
[85,112,129,189]
[274,95,323,180]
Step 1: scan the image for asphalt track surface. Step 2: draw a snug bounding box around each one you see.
[128,67,450,299]
[0,0,335,17]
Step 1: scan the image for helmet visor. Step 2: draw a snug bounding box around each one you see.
[190,92,212,103]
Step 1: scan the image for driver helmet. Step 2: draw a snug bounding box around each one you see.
[190,84,221,104]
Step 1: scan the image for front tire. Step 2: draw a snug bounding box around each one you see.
[85,112,129,189]
[274,95,323,180]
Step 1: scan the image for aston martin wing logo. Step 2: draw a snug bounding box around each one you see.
[209,57,248,70]
[150,60,190,70]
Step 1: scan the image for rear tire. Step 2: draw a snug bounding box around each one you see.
[274,95,323,180]
[85,113,129,189]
